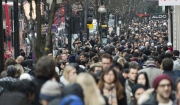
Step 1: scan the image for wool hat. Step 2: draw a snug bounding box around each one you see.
[7,65,17,77]
[152,74,172,90]
[59,95,84,105]
[167,42,172,46]
[19,73,32,80]
[68,55,76,63]
[40,80,61,101]
[132,84,146,97]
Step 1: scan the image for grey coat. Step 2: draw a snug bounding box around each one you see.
[138,67,163,88]
[125,80,133,104]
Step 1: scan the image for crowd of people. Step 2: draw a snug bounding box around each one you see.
[1,19,180,105]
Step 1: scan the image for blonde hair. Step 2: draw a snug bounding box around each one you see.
[63,65,76,82]
[117,57,127,67]
[76,73,105,105]
[90,62,102,68]
[14,64,24,78]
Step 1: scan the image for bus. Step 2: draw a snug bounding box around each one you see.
[2,1,25,52]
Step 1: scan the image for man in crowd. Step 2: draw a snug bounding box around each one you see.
[15,56,24,64]
[139,74,174,105]
[61,53,68,62]
[100,53,113,71]
[95,53,125,87]
[162,58,179,90]
[174,79,180,105]
[125,66,138,104]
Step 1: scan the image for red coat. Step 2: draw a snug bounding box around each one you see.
[168,47,173,52]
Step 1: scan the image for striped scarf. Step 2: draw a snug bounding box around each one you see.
[103,83,118,105]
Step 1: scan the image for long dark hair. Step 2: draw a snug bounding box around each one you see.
[135,72,149,89]
[98,68,124,99]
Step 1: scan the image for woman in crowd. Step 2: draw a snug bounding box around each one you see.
[135,72,149,89]
[98,68,127,105]
[40,79,61,105]
[129,84,146,105]
[14,64,24,79]
[117,57,127,68]
[76,73,106,105]
[57,60,66,76]
[60,65,77,86]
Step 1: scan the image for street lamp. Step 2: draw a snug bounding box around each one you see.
[98,5,106,13]
[98,5,106,44]
[0,0,4,71]
[118,20,121,36]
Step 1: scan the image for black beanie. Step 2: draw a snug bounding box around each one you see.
[132,84,146,97]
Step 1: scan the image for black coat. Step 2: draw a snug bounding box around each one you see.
[32,77,49,105]
[118,91,127,105]
[163,71,180,90]
[0,81,14,95]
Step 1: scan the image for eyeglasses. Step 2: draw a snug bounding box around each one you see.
[158,84,171,88]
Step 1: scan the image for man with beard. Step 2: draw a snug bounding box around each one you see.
[138,74,174,105]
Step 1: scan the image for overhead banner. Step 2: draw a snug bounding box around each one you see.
[159,0,180,6]
[150,14,168,20]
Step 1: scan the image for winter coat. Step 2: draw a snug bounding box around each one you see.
[163,71,180,90]
[173,70,180,77]
[118,91,127,105]
[48,83,84,105]
[138,67,163,88]
[138,89,175,105]
[173,59,180,70]
[128,100,136,105]
[0,81,14,95]
[32,76,49,105]
[0,92,30,105]
[173,99,179,105]
[138,89,158,105]
[0,76,17,82]
[125,80,133,104]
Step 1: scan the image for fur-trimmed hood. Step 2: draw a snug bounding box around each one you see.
[138,88,175,105]
[138,88,155,105]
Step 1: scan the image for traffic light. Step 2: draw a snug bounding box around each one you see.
[65,16,71,30]
[87,7,93,24]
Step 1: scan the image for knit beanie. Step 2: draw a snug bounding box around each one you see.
[19,73,32,80]
[68,55,76,63]
[40,80,61,101]
[132,84,146,97]
[152,74,172,90]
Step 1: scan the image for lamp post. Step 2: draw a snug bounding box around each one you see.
[0,0,4,71]
[98,5,106,44]
[14,0,19,58]
[118,20,121,36]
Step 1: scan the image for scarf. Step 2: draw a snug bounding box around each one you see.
[103,83,118,105]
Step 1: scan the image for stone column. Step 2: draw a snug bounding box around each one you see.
[173,6,180,50]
